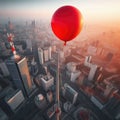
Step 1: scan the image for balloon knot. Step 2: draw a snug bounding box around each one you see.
[64,41,66,46]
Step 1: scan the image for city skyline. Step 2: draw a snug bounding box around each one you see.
[0,1,120,120]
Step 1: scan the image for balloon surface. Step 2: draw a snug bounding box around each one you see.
[51,5,83,45]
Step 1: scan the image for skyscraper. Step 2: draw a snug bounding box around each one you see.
[48,46,52,60]
[31,59,38,76]
[7,19,13,32]
[43,47,49,62]
[5,90,25,111]
[26,39,32,52]
[84,56,92,67]
[38,46,52,64]
[88,64,98,81]
[38,47,44,64]
[6,56,33,97]
[63,84,78,104]
[41,74,54,91]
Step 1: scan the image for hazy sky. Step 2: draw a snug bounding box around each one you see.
[0,0,120,24]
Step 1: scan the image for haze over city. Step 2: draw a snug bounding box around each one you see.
[0,0,120,23]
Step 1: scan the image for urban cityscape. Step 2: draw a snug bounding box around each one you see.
[0,0,120,120]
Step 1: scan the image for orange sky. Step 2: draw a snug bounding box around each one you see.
[0,0,120,24]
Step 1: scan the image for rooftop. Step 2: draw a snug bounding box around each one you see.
[41,74,53,81]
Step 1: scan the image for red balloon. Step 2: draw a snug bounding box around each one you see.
[51,5,83,45]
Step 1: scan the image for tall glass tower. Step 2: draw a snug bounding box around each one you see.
[6,56,33,97]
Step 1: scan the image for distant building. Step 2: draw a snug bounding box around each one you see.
[94,67,103,83]
[38,47,44,64]
[66,62,81,82]
[63,46,71,57]
[26,39,32,52]
[43,46,52,62]
[66,70,81,82]
[84,56,99,82]
[7,19,14,32]
[84,56,92,67]
[48,63,57,79]
[6,56,33,97]
[5,90,25,112]
[103,75,120,98]
[59,51,64,59]
[31,59,38,76]
[104,84,115,98]
[48,46,52,60]
[43,47,49,62]
[77,73,86,86]
[63,84,78,104]
[38,46,52,64]
[41,74,54,91]
[66,62,77,72]
[88,64,98,81]
[51,45,56,52]
[34,94,47,110]
[87,45,97,55]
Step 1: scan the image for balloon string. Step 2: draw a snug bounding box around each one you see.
[64,41,66,46]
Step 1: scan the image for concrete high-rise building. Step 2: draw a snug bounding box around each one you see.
[84,56,92,67]
[8,19,13,32]
[26,39,32,51]
[31,59,38,76]
[66,62,76,72]
[66,71,81,82]
[51,45,56,52]
[34,94,47,110]
[49,46,52,60]
[6,56,33,97]
[104,84,115,98]
[41,74,54,91]
[38,46,52,64]
[88,64,98,81]
[94,67,103,83]
[87,45,97,55]
[38,47,44,64]
[66,62,81,82]
[59,51,64,59]
[63,84,78,104]
[103,75,120,98]
[43,48,49,62]
[5,90,25,111]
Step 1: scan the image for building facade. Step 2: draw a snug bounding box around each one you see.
[6,57,33,97]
